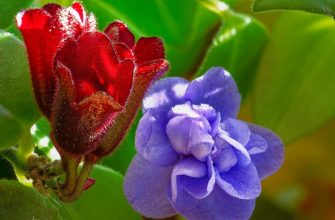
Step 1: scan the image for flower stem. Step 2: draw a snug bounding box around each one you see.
[59,161,94,202]
[61,156,80,195]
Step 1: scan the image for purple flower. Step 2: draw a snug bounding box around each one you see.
[124,67,284,220]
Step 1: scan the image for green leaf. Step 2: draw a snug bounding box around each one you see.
[0,0,33,28]
[0,31,40,126]
[65,165,141,220]
[0,180,61,219]
[0,31,40,151]
[81,0,220,77]
[0,105,22,150]
[195,11,267,96]
[252,0,335,18]
[252,12,335,143]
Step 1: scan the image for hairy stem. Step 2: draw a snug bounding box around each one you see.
[60,161,94,202]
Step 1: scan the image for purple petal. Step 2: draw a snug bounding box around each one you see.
[171,157,214,202]
[222,118,250,146]
[166,116,213,160]
[247,123,284,180]
[168,102,202,119]
[169,185,255,220]
[246,133,268,155]
[185,67,241,120]
[212,145,238,172]
[216,127,251,166]
[216,163,261,200]
[179,157,216,200]
[136,110,179,166]
[143,77,189,114]
[124,155,176,219]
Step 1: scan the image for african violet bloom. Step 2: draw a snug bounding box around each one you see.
[16,3,168,162]
[124,67,284,220]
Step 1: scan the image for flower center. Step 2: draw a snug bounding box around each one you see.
[165,102,219,161]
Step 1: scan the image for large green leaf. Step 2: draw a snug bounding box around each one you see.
[252,0,335,18]
[0,105,22,151]
[0,180,61,219]
[0,31,40,150]
[65,165,141,220]
[0,0,33,28]
[195,11,267,96]
[252,12,335,143]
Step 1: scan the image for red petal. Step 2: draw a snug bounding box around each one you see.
[112,42,135,61]
[87,59,169,162]
[83,178,95,190]
[51,63,122,156]
[104,20,135,48]
[134,37,165,65]
[16,4,96,118]
[16,9,60,117]
[42,3,61,16]
[55,32,134,105]
[106,59,135,106]
[71,2,85,22]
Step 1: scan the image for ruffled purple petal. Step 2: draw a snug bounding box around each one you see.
[246,133,268,155]
[171,157,214,202]
[169,185,255,220]
[222,118,250,146]
[136,110,179,166]
[178,157,216,200]
[212,145,238,172]
[216,163,261,200]
[143,77,189,114]
[124,155,176,219]
[216,127,251,166]
[247,123,284,180]
[166,115,213,160]
[185,67,241,120]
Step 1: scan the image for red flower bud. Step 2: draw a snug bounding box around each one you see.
[17,3,169,161]
[16,2,96,118]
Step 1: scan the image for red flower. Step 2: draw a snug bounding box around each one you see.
[17,3,169,162]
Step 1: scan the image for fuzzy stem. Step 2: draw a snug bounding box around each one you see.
[60,161,93,202]
[61,156,80,195]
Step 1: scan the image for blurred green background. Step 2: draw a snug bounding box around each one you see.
[1,0,335,219]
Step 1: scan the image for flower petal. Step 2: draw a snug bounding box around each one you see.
[216,128,251,166]
[216,163,261,200]
[124,155,176,219]
[246,133,268,155]
[90,60,169,160]
[135,37,165,65]
[51,63,122,156]
[143,77,189,114]
[104,20,135,48]
[171,157,210,202]
[178,157,216,200]
[222,118,250,146]
[16,8,60,117]
[185,67,241,120]
[247,123,284,180]
[169,185,255,220]
[55,32,134,106]
[212,145,238,172]
[136,110,179,166]
[166,116,213,160]
[16,3,96,117]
